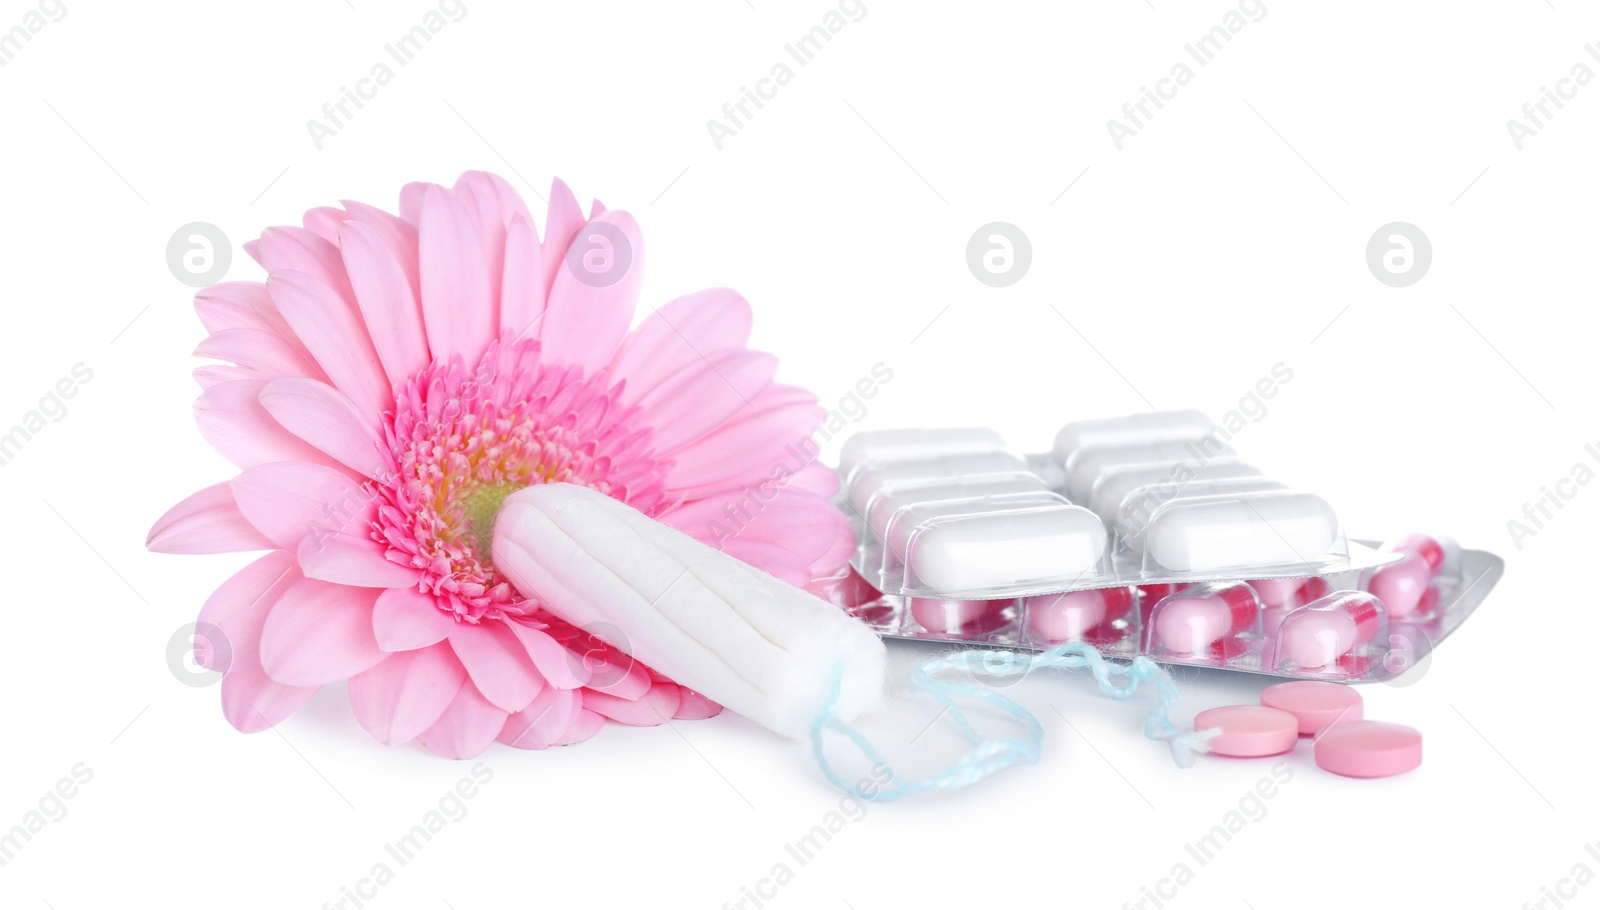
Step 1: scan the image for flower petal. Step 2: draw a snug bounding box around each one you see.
[195,380,344,471]
[196,328,326,383]
[540,210,643,375]
[551,707,606,746]
[259,578,387,686]
[499,213,545,340]
[609,288,752,405]
[230,460,370,548]
[148,481,276,554]
[221,667,320,734]
[583,681,681,727]
[507,621,589,689]
[373,586,458,651]
[539,178,584,301]
[259,377,386,477]
[297,532,420,588]
[339,219,431,386]
[673,686,723,720]
[449,622,546,713]
[417,681,507,758]
[663,394,827,497]
[341,198,421,296]
[636,350,777,452]
[418,183,496,365]
[497,687,579,750]
[664,488,848,565]
[194,281,306,354]
[266,269,391,419]
[196,550,302,670]
[348,643,466,744]
[717,538,813,587]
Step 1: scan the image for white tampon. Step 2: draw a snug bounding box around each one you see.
[491,483,888,739]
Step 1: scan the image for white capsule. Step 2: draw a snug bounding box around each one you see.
[837,427,1005,481]
[848,451,1027,513]
[1052,410,1215,468]
[1143,490,1339,573]
[1117,477,1290,536]
[882,490,1070,558]
[1086,460,1263,523]
[1065,438,1235,503]
[865,472,1048,540]
[905,503,1108,596]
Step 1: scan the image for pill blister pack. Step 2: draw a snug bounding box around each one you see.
[830,412,1504,682]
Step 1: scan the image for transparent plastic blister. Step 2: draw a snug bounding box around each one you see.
[830,414,1503,682]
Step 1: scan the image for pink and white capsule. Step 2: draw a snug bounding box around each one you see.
[1146,582,1260,654]
[1025,586,1135,642]
[1270,591,1382,670]
[1366,534,1454,618]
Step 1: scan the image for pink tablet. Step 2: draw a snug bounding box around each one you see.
[1259,680,1363,736]
[1314,721,1422,778]
[1193,705,1298,757]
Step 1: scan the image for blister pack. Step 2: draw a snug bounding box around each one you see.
[830,411,1503,682]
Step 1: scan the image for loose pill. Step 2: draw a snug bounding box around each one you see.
[1314,721,1422,778]
[1052,410,1216,468]
[1147,583,1259,655]
[838,427,1005,480]
[905,503,1108,595]
[1025,586,1134,642]
[1065,438,1236,503]
[1193,705,1299,757]
[1259,680,1363,736]
[1143,490,1339,573]
[848,451,1027,512]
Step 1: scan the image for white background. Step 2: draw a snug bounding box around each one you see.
[2,1,1596,907]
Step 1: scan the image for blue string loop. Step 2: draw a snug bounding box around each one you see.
[810,642,1215,801]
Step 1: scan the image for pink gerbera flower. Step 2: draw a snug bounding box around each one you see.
[148,171,853,758]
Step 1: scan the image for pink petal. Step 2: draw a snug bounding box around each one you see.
[717,538,813,587]
[663,397,827,497]
[259,377,385,477]
[347,643,466,744]
[499,213,545,340]
[539,210,643,375]
[417,681,507,758]
[341,199,421,297]
[339,219,431,386]
[539,178,585,301]
[664,489,849,564]
[196,328,325,382]
[221,667,320,733]
[230,461,370,548]
[551,707,606,747]
[507,621,589,689]
[255,226,359,305]
[266,270,391,419]
[582,649,651,701]
[637,350,777,452]
[196,550,302,670]
[372,586,458,651]
[259,578,387,686]
[583,681,681,727]
[148,481,275,554]
[195,379,344,471]
[449,622,546,713]
[497,687,579,751]
[418,184,496,365]
[297,533,420,588]
[194,282,305,353]
[609,288,752,405]
[194,365,252,390]
[301,205,348,243]
[673,687,723,721]
[453,171,532,230]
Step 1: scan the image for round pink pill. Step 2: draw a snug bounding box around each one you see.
[1314,721,1422,778]
[1193,705,1299,757]
[1260,680,1363,736]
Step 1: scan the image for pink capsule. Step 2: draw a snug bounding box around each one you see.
[1270,591,1382,670]
[1146,583,1259,655]
[1366,553,1434,618]
[1258,577,1333,637]
[909,598,1006,633]
[1249,576,1331,609]
[1025,586,1134,643]
[1392,533,1447,574]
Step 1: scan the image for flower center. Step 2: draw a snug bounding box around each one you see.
[370,339,667,621]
